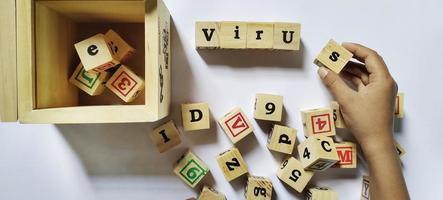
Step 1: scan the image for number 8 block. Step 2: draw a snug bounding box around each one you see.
[106,65,144,103]
[301,108,336,137]
[173,150,209,188]
[277,156,313,193]
[245,176,273,200]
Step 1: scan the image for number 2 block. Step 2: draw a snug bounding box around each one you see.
[106,65,144,103]
[301,108,336,137]
[298,136,339,171]
[277,156,313,193]
[332,142,357,169]
[173,150,209,188]
[216,147,249,181]
[149,120,181,153]
[254,93,283,122]
[245,176,273,200]
[218,107,254,144]
[69,63,110,96]
[267,124,297,154]
[314,39,353,73]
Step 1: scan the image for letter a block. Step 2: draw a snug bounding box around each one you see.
[219,22,247,49]
[395,92,404,118]
[181,103,210,131]
[273,22,301,50]
[245,176,273,200]
[298,136,339,171]
[301,108,336,137]
[105,29,136,62]
[246,23,274,49]
[173,151,209,188]
[197,186,226,200]
[306,187,338,200]
[150,120,181,153]
[106,65,144,103]
[267,124,297,154]
[218,107,254,144]
[195,22,220,49]
[314,39,353,74]
[69,63,110,96]
[330,101,346,128]
[254,93,283,122]
[75,33,120,73]
[277,157,313,193]
[216,147,248,181]
[332,142,357,168]
[361,176,370,200]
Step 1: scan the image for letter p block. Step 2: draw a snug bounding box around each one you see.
[181,103,210,131]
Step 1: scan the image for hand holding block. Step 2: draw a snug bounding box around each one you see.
[173,150,209,188]
[218,107,254,144]
[69,63,110,96]
[394,140,406,158]
[361,176,370,200]
[216,147,248,181]
[181,103,210,131]
[150,120,181,153]
[306,187,338,200]
[330,101,346,128]
[314,39,353,73]
[332,142,357,168]
[219,22,247,49]
[246,23,274,49]
[273,22,301,50]
[195,22,220,49]
[277,157,313,193]
[106,65,144,103]
[198,186,226,200]
[267,124,297,154]
[105,29,135,62]
[395,92,404,118]
[254,93,283,122]
[245,176,273,200]
[301,108,336,137]
[298,136,339,171]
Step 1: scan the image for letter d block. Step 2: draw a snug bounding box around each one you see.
[216,147,248,181]
[273,22,301,50]
[106,65,144,103]
[218,107,254,144]
[298,136,339,171]
[277,157,313,193]
[314,39,353,73]
[69,63,110,96]
[197,186,226,200]
[181,103,210,131]
[332,142,357,169]
[254,93,283,122]
[267,124,297,154]
[301,108,336,137]
[245,176,273,200]
[306,187,338,200]
[150,120,181,153]
[173,151,209,188]
[195,22,220,49]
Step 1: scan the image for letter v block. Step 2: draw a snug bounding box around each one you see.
[181,102,210,131]
[267,124,297,154]
[218,107,254,144]
[195,22,220,49]
[216,147,248,181]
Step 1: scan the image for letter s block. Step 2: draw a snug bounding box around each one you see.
[298,136,339,171]
[267,124,297,154]
[273,22,301,50]
[277,157,313,193]
[245,176,273,200]
[314,39,353,73]
[150,120,181,153]
[181,103,210,131]
[195,22,220,49]
[69,63,110,96]
[173,150,209,188]
[254,93,283,122]
[216,147,248,181]
[105,65,144,103]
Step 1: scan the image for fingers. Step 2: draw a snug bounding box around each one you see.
[318,67,355,103]
[340,71,365,90]
[342,42,389,76]
[343,61,370,85]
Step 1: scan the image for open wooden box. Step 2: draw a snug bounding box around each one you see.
[0,0,171,123]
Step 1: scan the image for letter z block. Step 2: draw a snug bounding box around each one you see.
[198,186,226,200]
[361,176,370,200]
[173,150,209,188]
[181,103,210,131]
[267,124,297,154]
[273,22,301,50]
[105,29,136,62]
[277,157,313,193]
[219,22,247,49]
[254,93,283,122]
[330,101,346,128]
[216,147,248,181]
[69,63,110,96]
[306,187,338,200]
[195,22,220,49]
[395,92,404,118]
[298,136,339,171]
[301,108,336,137]
[150,120,181,153]
[105,65,144,103]
[314,39,353,73]
[245,176,273,200]
[246,23,274,49]
[332,142,357,168]
[218,107,254,144]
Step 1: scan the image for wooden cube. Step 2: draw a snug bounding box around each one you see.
[69,63,110,96]
[195,22,220,49]
[74,33,120,73]
[267,124,297,154]
[218,107,254,144]
[306,187,338,200]
[301,108,336,137]
[361,176,370,200]
[173,150,209,188]
[246,23,274,49]
[181,103,210,131]
[254,93,283,122]
[105,65,144,103]
[298,136,339,171]
[395,92,404,118]
[332,142,357,168]
[105,29,136,62]
[394,140,406,158]
[149,120,181,153]
[198,186,226,200]
[277,157,314,193]
[216,147,248,181]
[330,101,346,128]
[219,21,247,49]
[314,39,353,74]
[273,22,301,50]
[245,176,273,200]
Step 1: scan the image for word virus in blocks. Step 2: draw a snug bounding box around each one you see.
[301,108,336,137]
[314,39,353,74]
[218,107,254,144]
[173,150,209,188]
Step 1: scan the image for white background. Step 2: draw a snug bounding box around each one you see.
[1,0,443,199]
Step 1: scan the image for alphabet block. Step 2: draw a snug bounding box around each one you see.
[330,101,346,128]
[216,147,248,181]
[198,186,226,200]
[277,157,314,193]
[219,22,248,49]
[273,22,301,50]
[394,140,406,158]
[254,93,283,122]
[267,124,297,154]
[361,176,370,200]
[332,142,357,168]
[195,22,220,49]
[69,63,110,96]
[306,187,338,200]
[246,23,274,49]
[301,108,336,137]
[105,65,144,103]
[395,92,404,118]
[173,150,209,188]
[218,107,254,144]
[314,39,353,74]
[181,103,210,131]
[298,136,339,171]
[149,120,181,153]
[245,176,273,200]
[105,29,136,62]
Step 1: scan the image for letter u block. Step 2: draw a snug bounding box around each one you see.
[181,103,210,131]
[173,150,209,188]
[69,63,110,96]
[216,147,248,181]
[273,23,301,50]
[75,33,120,73]
[277,157,313,193]
[314,39,353,73]
[105,65,144,103]
[267,124,297,154]
[298,136,339,171]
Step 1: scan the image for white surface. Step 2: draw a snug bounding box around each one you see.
[1,0,443,199]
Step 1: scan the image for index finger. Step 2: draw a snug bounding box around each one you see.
[342,42,389,76]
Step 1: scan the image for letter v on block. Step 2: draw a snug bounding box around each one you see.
[195,22,220,49]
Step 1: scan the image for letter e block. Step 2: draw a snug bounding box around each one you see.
[246,23,274,49]
[105,29,136,62]
[216,147,248,181]
[267,124,297,154]
[181,103,210,131]
[277,157,313,193]
[314,39,353,73]
[245,176,273,200]
[219,22,247,49]
[301,108,336,137]
[361,176,370,200]
[218,107,254,144]
[69,63,110,96]
[254,93,283,122]
[395,92,404,118]
[330,101,346,128]
[197,186,226,200]
[105,65,144,103]
[273,22,301,50]
[150,120,181,153]
[298,136,339,171]
[306,187,338,200]
[173,151,209,188]
[195,22,220,49]
[332,142,357,168]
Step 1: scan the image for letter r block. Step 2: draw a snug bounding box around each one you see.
[218,107,254,144]
[267,124,297,154]
[277,157,313,193]
[181,102,210,131]
[150,120,181,153]
[314,39,353,73]
[216,147,248,181]
[273,23,301,50]
[246,23,274,49]
[173,150,209,188]
[298,136,339,171]
[105,65,144,103]
[195,22,220,49]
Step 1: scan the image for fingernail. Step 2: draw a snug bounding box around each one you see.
[318,67,328,79]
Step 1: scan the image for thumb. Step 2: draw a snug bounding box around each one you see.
[317,67,354,103]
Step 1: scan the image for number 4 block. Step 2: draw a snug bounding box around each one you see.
[254,93,283,122]
[218,107,254,144]
[173,150,209,188]
[298,136,339,171]
[314,39,353,74]
[277,157,314,193]
[301,108,336,137]
[216,147,249,181]
[245,176,273,200]
[149,120,181,153]
[69,63,110,96]
[106,65,144,103]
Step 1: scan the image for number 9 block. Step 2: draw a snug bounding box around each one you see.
[254,93,283,122]
[298,135,339,171]
[173,150,209,188]
[277,156,313,193]
[301,108,336,137]
[106,65,144,103]
[245,176,273,200]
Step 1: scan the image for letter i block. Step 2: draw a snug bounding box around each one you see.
[314,39,353,73]
[149,120,181,153]
[219,22,247,49]
[195,22,220,49]
[105,65,144,103]
[216,147,248,181]
[69,63,110,96]
[181,103,210,131]
[173,151,209,188]
[105,29,136,62]
[395,92,404,118]
[246,23,274,49]
[332,142,357,168]
[277,157,313,193]
[394,140,406,158]
[254,93,283,122]
[361,176,370,200]
[306,187,338,200]
[301,108,336,137]
[330,101,346,128]
[218,107,254,144]
[245,176,273,200]
[267,124,297,154]
[273,22,301,50]
[197,186,226,200]
[298,136,339,171]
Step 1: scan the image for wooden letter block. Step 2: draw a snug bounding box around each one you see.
[394,140,406,158]
[219,22,247,49]
[273,22,301,50]
[330,101,346,128]
[216,147,248,181]
[198,186,226,200]
[254,93,283,122]
[105,29,136,62]
[361,176,370,200]
[267,124,297,154]
[395,92,404,118]
[246,23,274,49]
[150,120,181,153]
[298,136,339,171]
[106,65,144,103]
[245,176,273,200]
[332,142,357,168]
[69,63,110,96]
[195,22,220,49]
[181,103,210,131]
[301,108,336,137]
[277,157,313,193]
[218,107,254,144]
[74,33,120,73]
[173,150,209,188]
[306,187,338,200]
[314,39,353,73]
